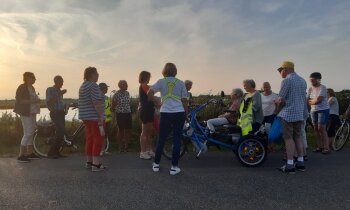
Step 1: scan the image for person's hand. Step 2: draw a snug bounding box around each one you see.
[308,99,316,105]
[61,89,67,95]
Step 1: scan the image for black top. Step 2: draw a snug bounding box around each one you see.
[139,85,154,112]
[13,84,33,116]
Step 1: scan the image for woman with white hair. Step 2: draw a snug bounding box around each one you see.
[112,80,132,152]
[184,80,194,106]
[206,88,244,134]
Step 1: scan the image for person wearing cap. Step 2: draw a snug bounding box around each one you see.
[184,80,194,106]
[308,72,330,154]
[99,82,112,156]
[46,75,67,158]
[111,80,132,152]
[206,88,243,134]
[276,61,308,174]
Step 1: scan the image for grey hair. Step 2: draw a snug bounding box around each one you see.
[231,88,244,97]
[118,80,127,87]
[184,80,193,86]
[243,79,256,89]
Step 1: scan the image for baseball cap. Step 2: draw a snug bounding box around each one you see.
[277,61,294,72]
[98,82,109,89]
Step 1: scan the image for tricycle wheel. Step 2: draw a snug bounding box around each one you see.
[235,137,267,167]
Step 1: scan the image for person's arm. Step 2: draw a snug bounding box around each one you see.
[275,80,289,113]
[252,92,262,112]
[91,85,105,124]
[309,86,326,105]
[111,94,117,112]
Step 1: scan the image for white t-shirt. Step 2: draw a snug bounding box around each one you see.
[328,97,339,115]
[308,85,330,112]
[151,77,188,113]
[261,92,278,117]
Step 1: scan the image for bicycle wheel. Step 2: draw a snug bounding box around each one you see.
[161,135,187,160]
[235,137,267,167]
[33,131,56,157]
[332,122,350,151]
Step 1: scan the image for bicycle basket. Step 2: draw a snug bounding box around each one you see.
[37,122,55,137]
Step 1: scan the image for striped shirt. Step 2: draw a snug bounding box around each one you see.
[278,72,308,122]
[78,81,105,120]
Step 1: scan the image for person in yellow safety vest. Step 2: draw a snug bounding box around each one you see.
[238,97,253,136]
[239,79,264,136]
[98,82,111,156]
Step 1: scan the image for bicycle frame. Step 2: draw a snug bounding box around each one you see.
[186,100,238,156]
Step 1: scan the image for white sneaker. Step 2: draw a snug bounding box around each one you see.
[170,166,181,175]
[139,152,152,160]
[148,150,155,157]
[152,162,160,172]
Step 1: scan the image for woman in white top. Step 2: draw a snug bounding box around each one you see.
[308,72,330,154]
[148,63,188,175]
[261,82,278,124]
[327,88,341,148]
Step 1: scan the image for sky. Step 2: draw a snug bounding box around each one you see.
[0,0,349,99]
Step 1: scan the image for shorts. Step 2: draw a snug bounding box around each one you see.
[139,108,155,124]
[116,113,132,130]
[327,114,341,137]
[311,109,329,125]
[281,119,303,140]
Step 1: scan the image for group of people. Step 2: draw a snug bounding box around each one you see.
[13,61,349,175]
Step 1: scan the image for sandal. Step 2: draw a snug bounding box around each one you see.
[321,149,331,154]
[85,162,92,169]
[312,148,322,153]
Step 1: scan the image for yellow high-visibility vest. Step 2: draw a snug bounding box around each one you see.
[161,78,181,102]
[238,97,253,136]
[104,97,112,123]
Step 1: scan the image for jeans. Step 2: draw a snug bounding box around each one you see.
[154,112,185,166]
[20,114,37,145]
[48,110,65,155]
[207,117,229,132]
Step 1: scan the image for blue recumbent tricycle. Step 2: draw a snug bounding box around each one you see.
[161,94,268,167]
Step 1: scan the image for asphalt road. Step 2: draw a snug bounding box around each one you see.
[0,149,349,210]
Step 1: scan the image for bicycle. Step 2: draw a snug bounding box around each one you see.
[33,104,110,157]
[161,95,267,167]
[332,117,350,151]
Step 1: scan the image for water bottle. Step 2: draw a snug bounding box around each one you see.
[99,125,105,136]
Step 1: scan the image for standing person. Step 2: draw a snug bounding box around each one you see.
[184,80,194,106]
[78,67,106,172]
[261,82,278,125]
[327,88,341,149]
[276,61,307,174]
[14,72,41,162]
[148,63,188,175]
[239,79,263,136]
[308,72,330,154]
[46,75,67,158]
[139,71,155,159]
[112,80,132,152]
[99,82,111,156]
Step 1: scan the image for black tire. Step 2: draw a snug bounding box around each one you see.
[161,135,187,160]
[235,137,267,167]
[332,122,350,151]
[33,130,56,157]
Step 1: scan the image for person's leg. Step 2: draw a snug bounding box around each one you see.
[83,121,93,163]
[281,119,296,168]
[19,116,31,157]
[207,118,229,133]
[300,120,308,155]
[26,115,37,155]
[311,111,322,150]
[327,114,335,149]
[91,121,104,165]
[171,112,185,167]
[319,110,330,151]
[49,111,65,156]
[154,113,172,165]
[124,129,131,151]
